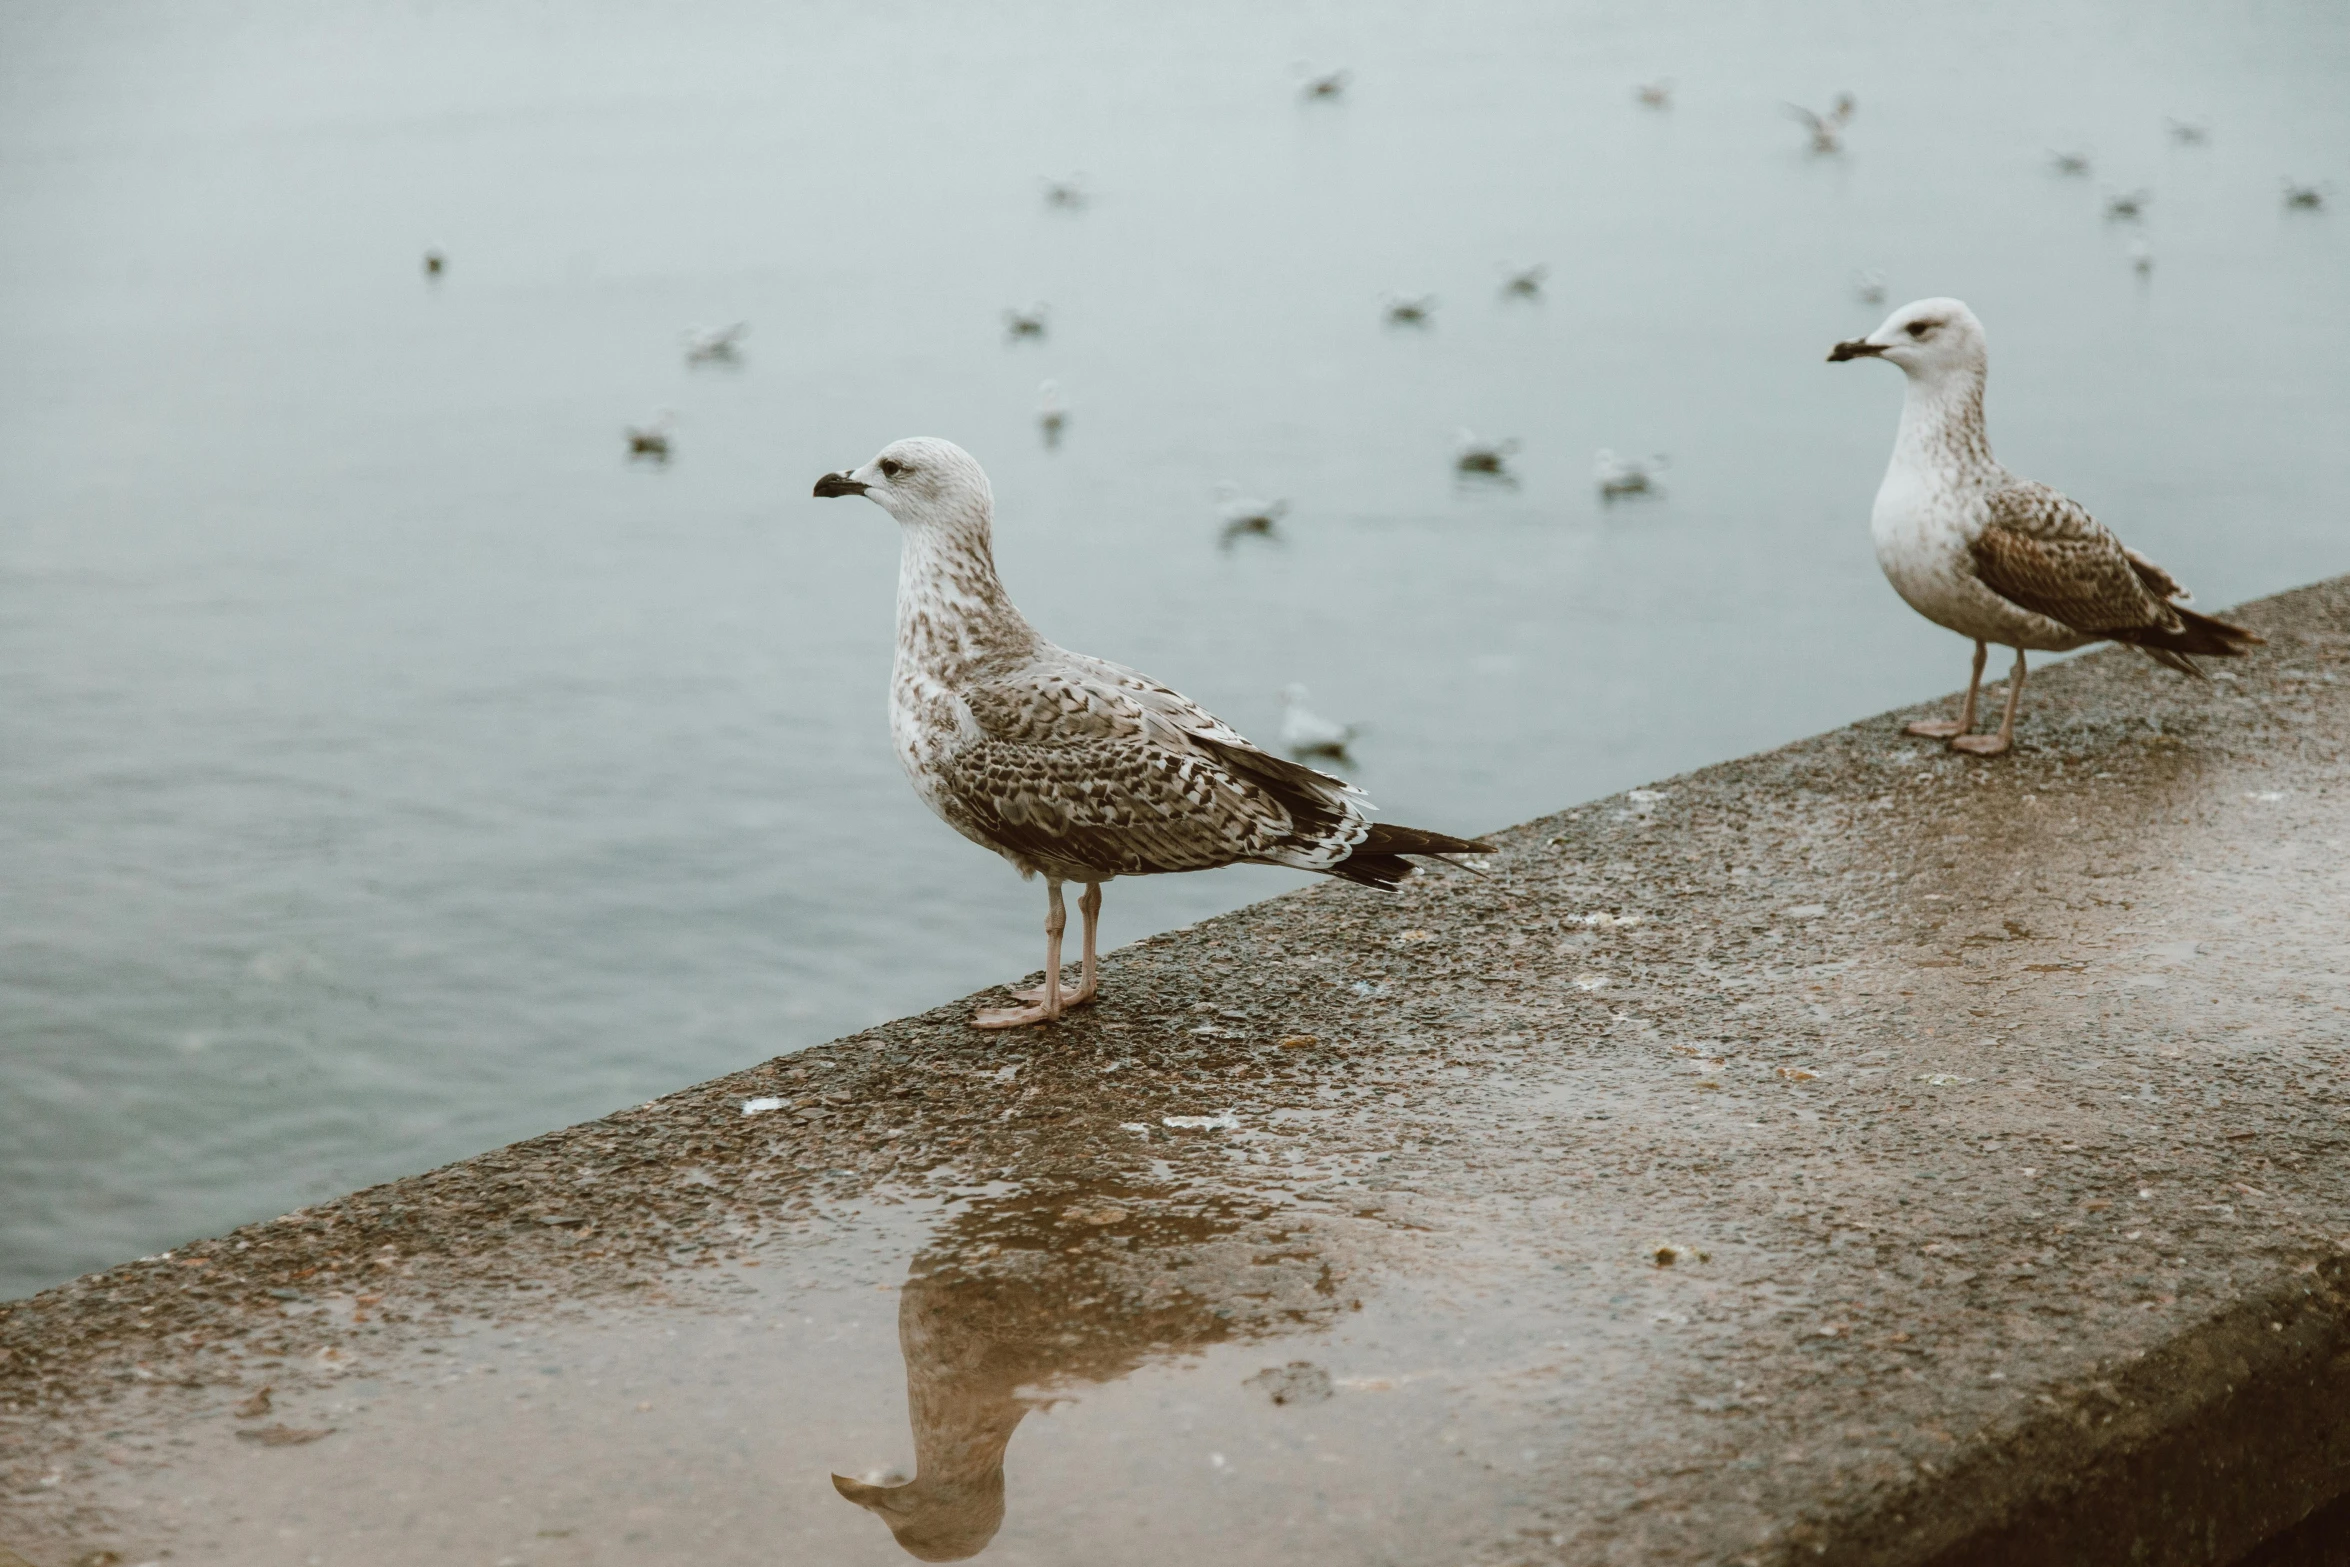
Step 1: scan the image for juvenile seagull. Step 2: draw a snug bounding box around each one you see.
[627,414,673,461]
[1829,299,2260,755]
[1004,305,1049,341]
[812,439,1491,1027]
[1455,430,1518,477]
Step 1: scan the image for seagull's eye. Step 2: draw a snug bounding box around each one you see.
[879,458,904,477]
[1905,320,1935,339]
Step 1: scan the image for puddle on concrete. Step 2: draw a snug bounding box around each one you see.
[44,1182,1652,1565]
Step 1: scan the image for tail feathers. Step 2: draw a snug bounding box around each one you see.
[2105,604,2265,677]
[1327,822,1494,891]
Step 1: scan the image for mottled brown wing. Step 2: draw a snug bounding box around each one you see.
[1972,480,2180,636]
[936,664,1337,877]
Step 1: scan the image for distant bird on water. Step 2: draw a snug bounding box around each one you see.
[627,415,673,462]
[1278,685,1359,764]
[2049,150,2093,176]
[1784,93,1855,154]
[422,250,445,279]
[2104,188,2151,220]
[1214,485,1287,546]
[1500,263,1547,299]
[684,322,749,365]
[1634,79,1674,109]
[1829,299,2260,756]
[2165,118,2210,146]
[1036,381,1067,448]
[1004,305,1049,341]
[1455,430,1518,478]
[811,439,1490,1027]
[1041,174,1089,210]
[2282,180,2326,211]
[1595,449,1666,500]
[1300,67,1350,101]
[1384,293,1436,326]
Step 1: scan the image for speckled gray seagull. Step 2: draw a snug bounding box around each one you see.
[1830,298,2260,756]
[813,438,1491,1028]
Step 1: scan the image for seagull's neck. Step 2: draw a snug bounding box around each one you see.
[895,511,1037,686]
[1891,361,1996,483]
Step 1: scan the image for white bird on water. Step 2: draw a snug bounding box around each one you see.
[684,323,749,364]
[1784,93,1855,154]
[1277,685,1359,764]
[1594,449,1665,499]
[1214,484,1287,546]
[1829,299,2260,755]
[1036,381,1067,448]
[811,439,1490,1028]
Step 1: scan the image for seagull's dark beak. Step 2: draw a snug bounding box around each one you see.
[1828,339,1887,362]
[812,471,869,498]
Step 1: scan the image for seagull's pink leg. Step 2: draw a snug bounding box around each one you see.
[1953,648,2027,756]
[1010,882,1102,1006]
[1908,640,1986,738]
[976,879,1068,1028]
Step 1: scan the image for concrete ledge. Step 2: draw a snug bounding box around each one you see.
[4,577,2348,1567]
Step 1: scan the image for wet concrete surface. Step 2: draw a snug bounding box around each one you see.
[4,576,2348,1567]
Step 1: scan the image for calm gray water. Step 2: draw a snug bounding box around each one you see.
[3,0,2345,1300]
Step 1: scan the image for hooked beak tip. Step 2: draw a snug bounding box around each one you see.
[1828,339,1886,363]
[812,472,869,498]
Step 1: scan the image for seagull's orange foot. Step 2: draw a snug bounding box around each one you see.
[1011,978,1097,1006]
[972,997,1065,1029]
[1905,718,1970,738]
[1949,733,2012,757]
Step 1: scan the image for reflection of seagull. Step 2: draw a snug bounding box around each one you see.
[2103,188,2151,219]
[1214,485,1287,546]
[1635,79,1673,109]
[1455,429,1518,477]
[683,322,749,364]
[1041,174,1088,210]
[1003,305,1048,340]
[1383,293,1436,325]
[811,439,1490,1027]
[1784,93,1855,153]
[1278,685,1357,764]
[2049,150,2092,176]
[1300,67,1349,100]
[2165,118,2210,146]
[2283,180,2326,211]
[1595,449,1665,499]
[1036,381,1066,448]
[1500,263,1547,299]
[421,250,445,279]
[1828,298,2260,757]
[626,415,673,461]
[1853,269,1887,305]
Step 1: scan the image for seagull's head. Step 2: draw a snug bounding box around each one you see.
[813,437,993,532]
[1828,297,1986,381]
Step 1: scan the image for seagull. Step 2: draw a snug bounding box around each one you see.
[1635,79,1674,109]
[684,322,749,365]
[2049,150,2093,176]
[811,439,1491,1027]
[1828,299,2260,756]
[2104,188,2151,220]
[1214,485,1287,547]
[1784,93,1855,154]
[1500,263,1547,299]
[2165,118,2210,146]
[1036,381,1067,448]
[422,250,446,279]
[1383,294,1436,326]
[1853,268,1888,305]
[1594,449,1665,499]
[1278,685,1359,764]
[1004,305,1049,341]
[1041,175,1089,210]
[626,415,673,461]
[1300,68,1350,101]
[2128,239,2155,277]
[1455,430,1518,477]
[2283,180,2326,211]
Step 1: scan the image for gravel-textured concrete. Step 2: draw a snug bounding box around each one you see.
[3,578,2347,1567]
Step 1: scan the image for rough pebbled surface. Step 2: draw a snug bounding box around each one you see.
[3,578,2347,1567]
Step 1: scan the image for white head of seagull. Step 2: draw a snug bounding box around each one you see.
[810,438,1490,1030]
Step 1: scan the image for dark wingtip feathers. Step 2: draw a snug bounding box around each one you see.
[2107,604,2265,677]
[1327,823,1495,891]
